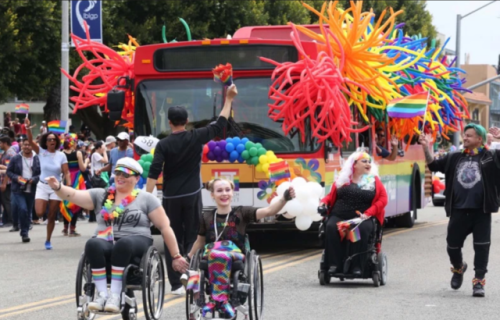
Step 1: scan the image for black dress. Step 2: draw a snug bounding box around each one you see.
[325,183,376,273]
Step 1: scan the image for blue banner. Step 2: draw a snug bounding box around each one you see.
[71,0,102,46]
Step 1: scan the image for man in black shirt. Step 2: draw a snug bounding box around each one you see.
[419,123,500,297]
[146,84,238,294]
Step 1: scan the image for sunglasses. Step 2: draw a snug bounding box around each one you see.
[47,138,57,142]
[114,170,137,179]
[377,134,385,138]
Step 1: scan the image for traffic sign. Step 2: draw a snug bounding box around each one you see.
[71,0,102,46]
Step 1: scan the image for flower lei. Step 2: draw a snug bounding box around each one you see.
[462,145,487,156]
[100,186,139,223]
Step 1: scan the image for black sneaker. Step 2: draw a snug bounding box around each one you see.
[472,278,485,297]
[450,262,467,290]
[22,236,30,243]
[9,227,19,232]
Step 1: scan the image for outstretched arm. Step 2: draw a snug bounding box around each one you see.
[45,176,94,210]
[256,187,295,220]
[25,118,39,154]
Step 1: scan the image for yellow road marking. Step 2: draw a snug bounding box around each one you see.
[0,294,73,314]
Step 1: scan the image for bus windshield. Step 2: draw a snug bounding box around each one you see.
[135,77,319,153]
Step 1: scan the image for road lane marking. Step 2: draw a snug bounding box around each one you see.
[0,294,73,314]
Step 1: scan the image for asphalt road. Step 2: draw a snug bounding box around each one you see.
[1,204,499,320]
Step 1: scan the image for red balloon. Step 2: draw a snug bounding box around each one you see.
[202,155,209,163]
[203,144,209,155]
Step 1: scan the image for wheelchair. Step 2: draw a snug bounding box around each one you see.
[75,246,165,320]
[186,241,264,320]
[317,211,388,287]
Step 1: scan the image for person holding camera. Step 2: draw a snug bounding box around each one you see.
[6,138,40,243]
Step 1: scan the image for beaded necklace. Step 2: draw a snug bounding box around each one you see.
[462,145,487,156]
[100,186,139,222]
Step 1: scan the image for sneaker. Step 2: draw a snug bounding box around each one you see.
[69,230,81,237]
[45,241,53,250]
[104,293,121,313]
[171,286,186,295]
[55,220,59,224]
[472,278,485,297]
[9,227,19,232]
[88,292,108,312]
[22,236,30,243]
[62,229,68,236]
[42,220,48,225]
[180,273,189,288]
[450,262,467,290]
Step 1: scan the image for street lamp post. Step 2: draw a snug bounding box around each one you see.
[453,0,497,146]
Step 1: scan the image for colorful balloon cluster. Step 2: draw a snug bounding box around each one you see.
[261,1,470,147]
[138,152,154,179]
[202,137,282,176]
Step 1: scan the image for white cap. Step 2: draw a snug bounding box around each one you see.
[116,132,130,141]
[115,157,143,175]
[104,135,116,145]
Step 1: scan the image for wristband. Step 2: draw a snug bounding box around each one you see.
[283,189,292,201]
[173,253,182,260]
[52,181,62,191]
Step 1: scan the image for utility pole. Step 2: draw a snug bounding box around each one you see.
[61,0,69,127]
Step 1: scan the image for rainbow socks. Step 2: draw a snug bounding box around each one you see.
[91,268,107,295]
[110,266,125,295]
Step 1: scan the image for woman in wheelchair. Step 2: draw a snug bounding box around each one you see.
[319,151,387,276]
[186,178,295,318]
[45,158,188,313]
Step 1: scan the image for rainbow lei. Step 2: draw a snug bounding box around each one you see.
[100,186,139,222]
[462,145,487,156]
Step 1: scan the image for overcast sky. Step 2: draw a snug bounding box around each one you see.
[426,1,500,66]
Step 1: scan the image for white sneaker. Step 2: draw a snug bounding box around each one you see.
[88,292,107,312]
[171,286,186,295]
[104,293,121,313]
[180,273,189,288]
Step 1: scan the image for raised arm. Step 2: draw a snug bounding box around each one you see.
[45,176,95,210]
[25,118,39,154]
[386,137,398,161]
[256,187,295,220]
[76,150,88,172]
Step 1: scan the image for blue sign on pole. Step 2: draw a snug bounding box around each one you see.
[71,0,102,46]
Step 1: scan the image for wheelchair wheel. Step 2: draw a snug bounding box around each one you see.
[141,247,165,320]
[318,271,331,286]
[186,249,203,320]
[372,272,380,287]
[248,250,264,320]
[120,290,134,320]
[378,252,388,286]
[76,253,96,320]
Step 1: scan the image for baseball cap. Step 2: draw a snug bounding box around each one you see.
[115,157,143,175]
[168,106,188,122]
[105,135,116,145]
[116,132,130,141]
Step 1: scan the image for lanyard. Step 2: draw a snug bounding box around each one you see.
[214,209,231,242]
[22,155,33,172]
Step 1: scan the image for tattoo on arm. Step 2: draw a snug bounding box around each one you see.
[423,146,433,164]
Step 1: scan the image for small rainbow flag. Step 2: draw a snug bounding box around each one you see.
[47,120,67,135]
[97,226,114,242]
[18,177,27,185]
[268,161,291,183]
[15,103,29,114]
[348,226,361,243]
[59,201,73,222]
[387,92,429,119]
[213,63,233,86]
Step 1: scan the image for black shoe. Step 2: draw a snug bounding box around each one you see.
[450,262,467,290]
[472,278,485,297]
[9,227,20,232]
[22,236,30,243]
[328,266,338,274]
[352,268,362,277]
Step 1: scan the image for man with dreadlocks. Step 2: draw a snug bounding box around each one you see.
[146,84,238,295]
[419,123,500,297]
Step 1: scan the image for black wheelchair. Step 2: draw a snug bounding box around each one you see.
[75,246,165,320]
[317,207,388,287]
[185,241,264,320]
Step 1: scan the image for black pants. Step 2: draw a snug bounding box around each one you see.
[1,185,12,226]
[325,215,375,273]
[85,236,153,269]
[162,191,202,290]
[446,209,491,278]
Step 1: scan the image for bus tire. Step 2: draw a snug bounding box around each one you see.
[396,177,418,228]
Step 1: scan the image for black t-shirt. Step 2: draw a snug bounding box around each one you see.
[453,154,484,209]
[148,117,228,198]
[199,206,257,252]
[332,182,376,220]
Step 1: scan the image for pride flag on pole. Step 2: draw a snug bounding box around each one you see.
[15,103,29,114]
[387,92,429,119]
[47,120,67,135]
[268,160,291,183]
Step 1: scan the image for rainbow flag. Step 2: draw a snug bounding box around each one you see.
[18,177,27,185]
[97,226,114,242]
[47,120,67,135]
[213,63,233,86]
[268,161,291,183]
[387,92,429,119]
[348,226,361,243]
[15,103,29,114]
[59,201,73,222]
[59,172,87,222]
